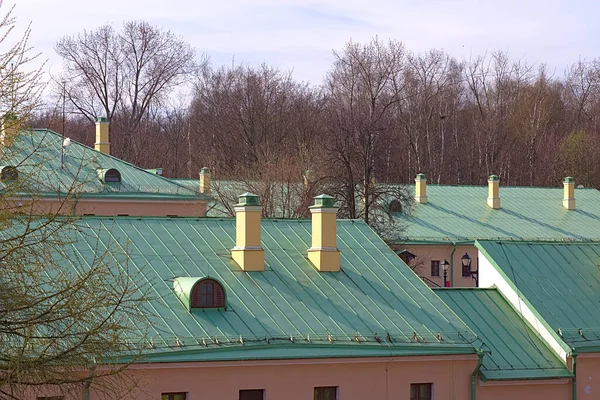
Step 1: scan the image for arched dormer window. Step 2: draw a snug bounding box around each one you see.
[389,199,402,213]
[97,168,121,183]
[191,279,224,308]
[0,166,18,181]
[173,277,226,311]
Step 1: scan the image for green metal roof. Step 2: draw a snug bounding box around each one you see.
[435,288,572,380]
[397,185,600,242]
[65,217,478,362]
[476,240,600,350]
[169,178,200,193]
[1,129,207,200]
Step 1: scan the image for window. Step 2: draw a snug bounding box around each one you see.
[104,168,121,183]
[239,389,264,400]
[98,168,121,183]
[388,199,402,213]
[314,386,337,400]
[191,278,225,308]
[410,383,432,400]
[0,166,18,181]
[161,393,186,400]
[431,260,440,277]
[398,250,416,266]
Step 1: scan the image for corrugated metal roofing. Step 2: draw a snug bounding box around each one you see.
[1,129,206,200]
[65,217,478,361]
[435,288,572,380]
[476,240,600,349]
[398,185,600,242]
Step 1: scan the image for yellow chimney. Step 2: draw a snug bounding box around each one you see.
[308,194,340,272]
[1,113,19,146]
[563,177,575,210]
[95,117,110,155]
[414,173,428,204]
[487,175,500,209]
[231,193,264,271]
[200,167,211,194]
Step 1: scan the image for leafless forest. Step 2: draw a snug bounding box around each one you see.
[31,22,600,195]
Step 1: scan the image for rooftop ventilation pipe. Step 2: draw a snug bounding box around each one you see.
[231,193,264,271]
[487,175,500,209]
[308,194,340,272]
[1,113,18,146]
[95,117,110,155]
[414,173,428,204]
[563,177,576,210]
[200,167,211,194]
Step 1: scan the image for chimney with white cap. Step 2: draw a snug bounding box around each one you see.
[487,175,500,209]
[95,117,110,155]
[414,173,428,204]
[308,194,340,272]
[563,177,575,210]
[231,193,264,271]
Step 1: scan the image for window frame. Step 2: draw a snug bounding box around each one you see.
[314,386,338,400]
[388,199,402,213]
[239,389,265,400]
[430,260,440,277]
[191,278,225,309]
[161,393,186,400]
[410,382,433,400]
[104,168,121,183]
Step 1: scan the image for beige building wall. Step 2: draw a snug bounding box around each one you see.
[19,355,578,400]
[403,244,479,288]
[478,378,571,400]
[94,355,478,400]
[575,354,600,400]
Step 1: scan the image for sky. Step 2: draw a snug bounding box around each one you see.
[6,0,600,85]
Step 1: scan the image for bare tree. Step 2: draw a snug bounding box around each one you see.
[323,37,412,229]
[55,21,199,162]
[0,6,151,398]
[0,1,45,123]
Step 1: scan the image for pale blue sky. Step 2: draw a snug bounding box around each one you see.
[8,0,600,84]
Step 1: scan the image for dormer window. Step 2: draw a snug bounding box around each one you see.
[0,166,18,181]
[173,277,226,310]
[97,168,121,183]
[389,200,402,213]
[191,279,224,308]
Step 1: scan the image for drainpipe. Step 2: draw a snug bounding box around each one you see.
[572,351,578,400]
[471,351,484,400]
[450,243,457,287]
